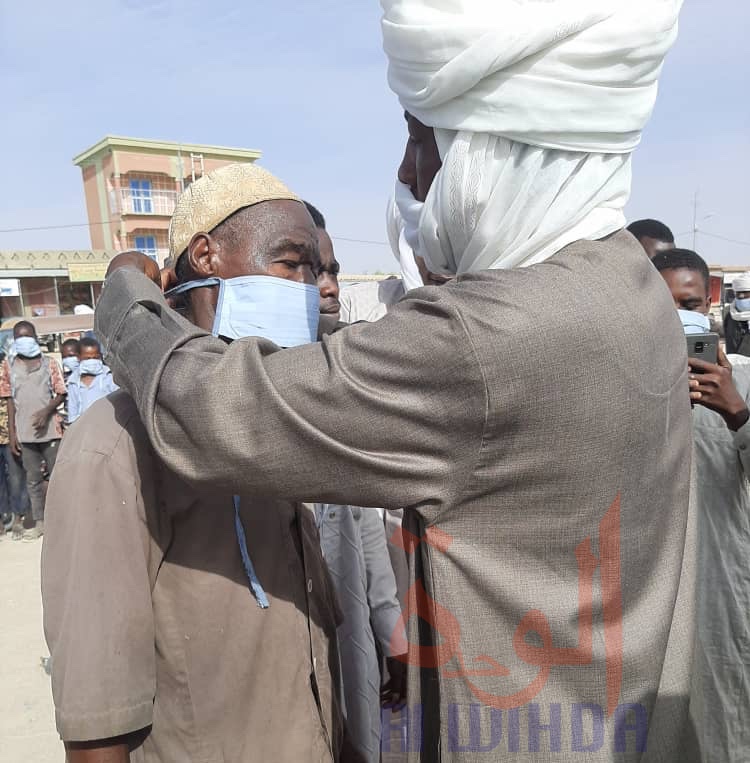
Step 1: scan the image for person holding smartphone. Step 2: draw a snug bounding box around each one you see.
[653,248,750,762]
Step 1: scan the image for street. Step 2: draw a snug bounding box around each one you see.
[0,538,61,763]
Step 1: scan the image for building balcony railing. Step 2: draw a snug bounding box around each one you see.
[117,188,178,216]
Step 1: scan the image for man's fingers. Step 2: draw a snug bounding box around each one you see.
[717,346,732,370]
[688,357,718,373]
[105,252,162,288]
[160,268,178,293]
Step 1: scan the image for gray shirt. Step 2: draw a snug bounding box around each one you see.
[691,360,750,762]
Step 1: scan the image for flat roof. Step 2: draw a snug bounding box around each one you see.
[73,136,262,166]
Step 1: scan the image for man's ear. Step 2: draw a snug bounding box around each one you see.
[187,233,220,278]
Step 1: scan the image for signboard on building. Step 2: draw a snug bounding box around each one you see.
[0,278,20,297]
[68,263,108,283]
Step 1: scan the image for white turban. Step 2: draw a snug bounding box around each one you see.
[733,273,750,293]
[381,0,683,274]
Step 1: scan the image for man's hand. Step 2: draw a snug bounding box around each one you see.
[160,267,178,293]
[10,433,21,458]
[31,408,50,437]
[381,655,407,709]
[105,252,162,288]
[689,348,750,431]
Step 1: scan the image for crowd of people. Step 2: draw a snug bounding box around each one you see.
[0,326,116,541]
[2,1,746,761]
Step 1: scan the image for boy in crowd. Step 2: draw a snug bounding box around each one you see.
[653,248,750,761]
[60,339,81,381]
[66,336,118,424]
[0,321,66,540]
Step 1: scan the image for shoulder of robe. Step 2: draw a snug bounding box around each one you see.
[57,390,152,468]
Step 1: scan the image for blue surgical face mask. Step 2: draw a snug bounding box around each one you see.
[167,275,320,347]
[677,309,711,335]
[13,337,41,358]
[735,298,750,313]
[62,356,80,373]
[80,358,105,376]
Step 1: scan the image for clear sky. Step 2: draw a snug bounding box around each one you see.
[0,1,748,271]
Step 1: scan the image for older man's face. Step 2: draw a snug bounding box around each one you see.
[183,199,319,333]
[398,113,442,203]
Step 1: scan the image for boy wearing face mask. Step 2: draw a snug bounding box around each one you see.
[60,339,81,381]
[653,249,750,761]
[65,337,118,424]
[0,320,66,540]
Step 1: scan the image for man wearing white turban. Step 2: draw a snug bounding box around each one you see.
[95,2,696,760]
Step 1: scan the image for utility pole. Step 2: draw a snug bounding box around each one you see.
[692,190,698,250]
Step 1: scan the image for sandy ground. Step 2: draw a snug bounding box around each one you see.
[0,533,407,763]
[0,536,62,763]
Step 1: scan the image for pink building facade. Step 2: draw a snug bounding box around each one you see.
[73,137,262,266]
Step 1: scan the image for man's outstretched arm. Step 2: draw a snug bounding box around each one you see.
[96,267,487,513]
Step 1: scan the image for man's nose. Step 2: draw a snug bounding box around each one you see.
[398,144,418,194]
[318,274,339,299]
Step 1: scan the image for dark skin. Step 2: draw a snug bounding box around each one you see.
[61,343,80,360]
[313,227,341,316]
[638,236,675,260]
[79,345,102,389]
[69,200,319,763]
[6,323,66,456]
[398,113,453,287]
[660,268,750,431]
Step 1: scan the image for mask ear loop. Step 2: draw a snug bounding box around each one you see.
[164,277,222,325]
[164,277,221,299]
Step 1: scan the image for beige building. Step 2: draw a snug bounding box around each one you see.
[0,138,261,320]
[73,136,261,265]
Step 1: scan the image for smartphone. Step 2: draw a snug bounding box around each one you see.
[686,333,719,365]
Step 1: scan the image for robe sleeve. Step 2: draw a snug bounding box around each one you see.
[95,268,487,513]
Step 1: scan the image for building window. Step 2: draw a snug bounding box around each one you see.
[135,236,158,260]
[56,277,94,316]
[21,277,58,318]
[130,179,153,214]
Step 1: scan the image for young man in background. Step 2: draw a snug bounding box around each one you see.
[0,321,66,540]
[66,336,118,424]
[627,218,676,259]
[653,248,750,762]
